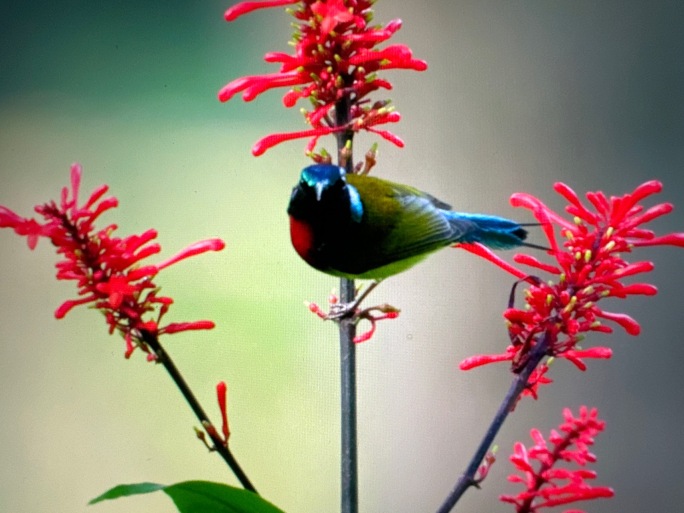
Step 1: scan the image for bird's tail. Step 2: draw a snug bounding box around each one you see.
[446,212,539,250]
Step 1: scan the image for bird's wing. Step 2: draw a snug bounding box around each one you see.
[348,175,475,264]
[383,190,473,260]
[387,180,453,210]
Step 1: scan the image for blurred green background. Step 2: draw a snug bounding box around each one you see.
[1,1,683,512]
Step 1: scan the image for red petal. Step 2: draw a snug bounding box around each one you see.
[252,126,338,156]
[595,310,641,335]
[458,243,528,279]
[459,352,514,370]
[55,296,97,318]
[69,163,82,209]
[632,232,684,248]
[553,182,597,225]
[156,238,225,271]
[514,253,561,274]
[162,320,216,333]
[224,0,299,22]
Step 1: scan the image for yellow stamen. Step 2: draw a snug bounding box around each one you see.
[562,295,577,314]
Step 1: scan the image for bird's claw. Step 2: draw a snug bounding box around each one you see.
[305,295,357,321]
[305,289,400,343]
[327,301,357,320]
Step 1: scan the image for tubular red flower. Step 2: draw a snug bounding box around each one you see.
[221,0,427,155]
[252,126,338,156]
[501,406,613,513]
[161,321,216,334]
[224,0,299,21]
[156,238,226,271]
[0,165,225,360]
[459,351,517,371]
[457,243,530,280]
[216,381,230,443]
[462,180,684,399]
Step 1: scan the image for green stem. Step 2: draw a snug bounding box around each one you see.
[339,278,358,513]
[435,333,550,513]
[141,331,257,493]
[335,94,358,513]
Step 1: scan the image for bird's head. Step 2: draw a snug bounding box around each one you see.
[290,164,363,223]
[300,164,347,201]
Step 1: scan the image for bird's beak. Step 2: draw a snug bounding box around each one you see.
[315,182,325,201]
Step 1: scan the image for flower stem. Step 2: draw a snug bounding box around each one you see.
[435,333,550,513]
[339,278,358,513]
[336,93,359,513]
[141,331,257,493]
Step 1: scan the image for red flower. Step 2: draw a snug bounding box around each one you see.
[501,406,614,513]
[460,181,684,394]
[220,0,427,156]
[216,381,231,443]
[0,164,225,360]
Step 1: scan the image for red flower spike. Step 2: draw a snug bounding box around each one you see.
[501,406,614,513]
[0,164,225,360]
[462,181,684,398]
[221,0,427,155]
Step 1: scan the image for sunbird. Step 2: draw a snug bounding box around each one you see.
[288,164,536,283]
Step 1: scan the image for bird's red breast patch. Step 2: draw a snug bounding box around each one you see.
[289,216,315,262]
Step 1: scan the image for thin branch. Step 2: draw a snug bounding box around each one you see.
[435,333,550,513]
[141,331,258,493]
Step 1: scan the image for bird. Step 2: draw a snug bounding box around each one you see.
[287,163,537,283]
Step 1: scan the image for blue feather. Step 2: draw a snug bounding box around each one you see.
[444,211,528,249]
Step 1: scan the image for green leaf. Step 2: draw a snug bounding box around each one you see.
[89,480,287,513]
[89,482,166,504]
[164,481,286,513]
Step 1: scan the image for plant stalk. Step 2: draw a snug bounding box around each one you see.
[435,333,550,512]
[339,278,358,513]
[336,93,359,513]
[141,331,257,493]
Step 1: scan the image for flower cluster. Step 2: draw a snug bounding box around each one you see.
[0,164,225,360]
[220,0,427,156]
[460,181,684,386]
[501,406,614,513]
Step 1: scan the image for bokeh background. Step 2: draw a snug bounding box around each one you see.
[1,1,683,512]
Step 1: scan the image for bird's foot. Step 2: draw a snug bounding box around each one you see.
[305,284,400,343]
[305,290,359,321]
[306,281,381,320]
